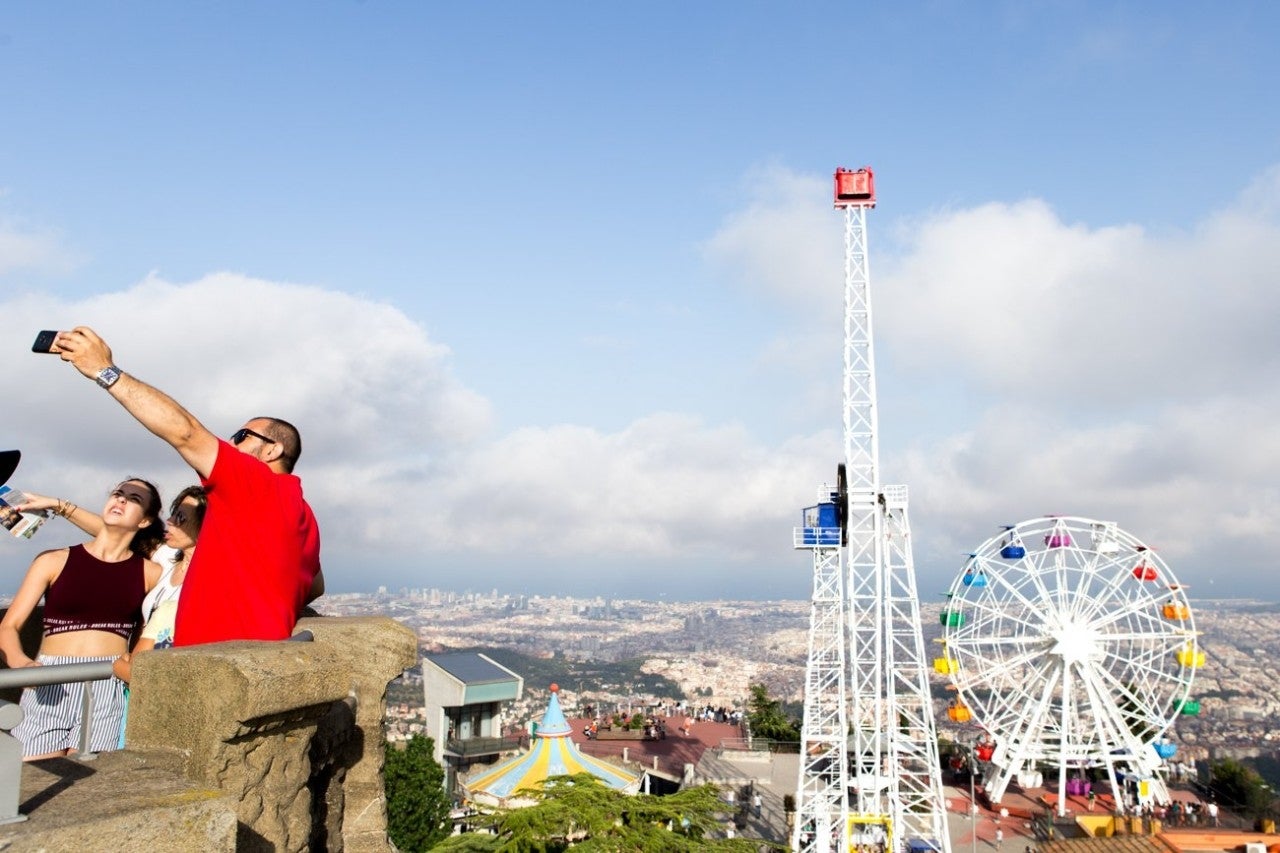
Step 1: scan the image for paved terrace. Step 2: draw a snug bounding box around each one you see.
[946,781,1280,853]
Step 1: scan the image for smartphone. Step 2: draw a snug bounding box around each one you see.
[31,330,60,354]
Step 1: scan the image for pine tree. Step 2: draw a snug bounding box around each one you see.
[432,774,775,851]
[746,683,800,745]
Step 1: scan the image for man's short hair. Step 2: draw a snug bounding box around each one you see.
[257,417,302,473]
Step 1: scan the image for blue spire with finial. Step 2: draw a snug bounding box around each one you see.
[538,684,572,737]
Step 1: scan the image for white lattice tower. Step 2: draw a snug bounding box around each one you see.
[881,485,951,848]
[793,510,849,852]
[835,168,951,853]
[838,190,888,832]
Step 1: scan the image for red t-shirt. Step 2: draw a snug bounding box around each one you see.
[173,440,321,645]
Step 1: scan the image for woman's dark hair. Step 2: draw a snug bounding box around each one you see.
[168,485,208,562]
[119,477,165,559]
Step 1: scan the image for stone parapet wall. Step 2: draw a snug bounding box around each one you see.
[4,616,416,853]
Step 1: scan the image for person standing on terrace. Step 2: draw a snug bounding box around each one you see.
[0,477,164,759]
[48,327,323,645]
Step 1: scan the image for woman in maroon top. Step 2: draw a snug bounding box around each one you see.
[0,478,163,759]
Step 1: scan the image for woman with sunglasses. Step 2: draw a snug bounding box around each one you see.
[113,485,207,680]
[17,484,208,663]
[0,478,165,759]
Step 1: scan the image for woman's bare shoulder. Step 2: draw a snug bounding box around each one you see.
[142,557,164,589]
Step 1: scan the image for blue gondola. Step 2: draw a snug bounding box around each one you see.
[963,570,988,588]
[1154,741,1177,760]
[999,525,1026,559]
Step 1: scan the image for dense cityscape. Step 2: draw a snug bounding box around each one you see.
[319,588,1280,764]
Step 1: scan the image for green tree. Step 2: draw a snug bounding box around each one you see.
[434,774,772,852]
[385,735,452,851]
[1210,758,1276,819]
[746,683,800,745]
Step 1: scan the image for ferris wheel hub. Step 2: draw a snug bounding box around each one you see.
[1049,619,1102,664]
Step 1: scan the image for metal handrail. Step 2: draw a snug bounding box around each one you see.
[0,661,115,690]
[445,734,526,757]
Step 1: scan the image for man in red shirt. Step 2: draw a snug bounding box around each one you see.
[51,327,322,645]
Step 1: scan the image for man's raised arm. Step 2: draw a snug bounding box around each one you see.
[53,327,220,478]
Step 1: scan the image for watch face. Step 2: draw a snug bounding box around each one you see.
[97,366,122,388]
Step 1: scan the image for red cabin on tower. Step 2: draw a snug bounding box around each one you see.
[834,167,876,209]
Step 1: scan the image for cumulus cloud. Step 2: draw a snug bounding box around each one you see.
[873,168,1280,593]
[403,415,834,559]
[699,161,1280,597]
[703,164,842,307]
[1,273,489,580]
[0,217,81,276]
[0,272,833,595]
[701,165,846,422]
[878,172,1280,405]
[4,163,1277,600]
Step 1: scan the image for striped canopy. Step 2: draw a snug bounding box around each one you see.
[464,686,640,807]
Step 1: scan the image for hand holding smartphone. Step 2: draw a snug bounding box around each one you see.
[31,330,60,353]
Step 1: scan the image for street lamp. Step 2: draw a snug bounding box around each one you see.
[960,737,994,853]
[969,742,979,853]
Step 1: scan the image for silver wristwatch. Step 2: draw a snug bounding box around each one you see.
[95,365,123,389]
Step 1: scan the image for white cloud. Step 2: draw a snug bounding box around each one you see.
[874,169,1280,593]
[4,163,1277,600]
[0,272,831,594]
[0,218,80,276]
[672,161,1280,598]
[703,164,841,306]
[402,415,834,560]
[878,175,1280,406]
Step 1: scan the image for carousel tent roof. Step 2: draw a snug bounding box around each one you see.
[465,684,640,807]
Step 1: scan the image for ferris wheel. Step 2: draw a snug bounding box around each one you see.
[938,515,1201,815]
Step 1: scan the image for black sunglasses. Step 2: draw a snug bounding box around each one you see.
[231,427,277,446]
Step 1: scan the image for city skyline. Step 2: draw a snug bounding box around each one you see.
[2,4,1279,600]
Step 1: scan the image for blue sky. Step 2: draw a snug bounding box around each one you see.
[2,3,1279,601]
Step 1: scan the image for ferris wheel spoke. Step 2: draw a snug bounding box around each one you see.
[1074,659,1151,757]
[974,555,1057,620]
[1096,637,1191,681]
[1061,549,1110,623]
[953,588,1039,633]
[1085,599,1181,635]
[957,646,1052,696]
[1094,644,1189,699]
[994,654,1063,756]
[1092,649,1187,715]
[1067,548,1138,623]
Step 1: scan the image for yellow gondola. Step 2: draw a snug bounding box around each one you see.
[1175,645,1205,668]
